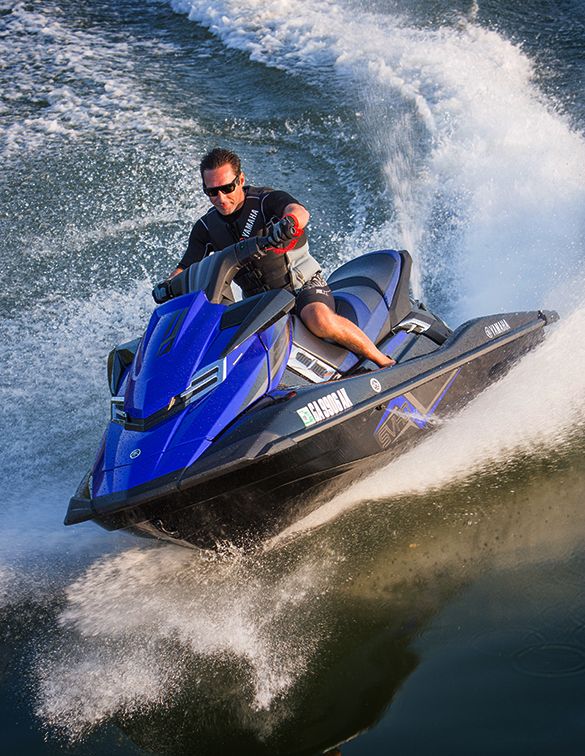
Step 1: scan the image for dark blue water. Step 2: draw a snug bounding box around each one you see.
[1,0,585,753]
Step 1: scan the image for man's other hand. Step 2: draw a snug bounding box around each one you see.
[152,280,172,304]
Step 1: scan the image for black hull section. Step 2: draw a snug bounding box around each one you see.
[68,310,557,549]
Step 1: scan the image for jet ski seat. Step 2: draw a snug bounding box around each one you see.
[289,250,413,378]
[327,249,412,343]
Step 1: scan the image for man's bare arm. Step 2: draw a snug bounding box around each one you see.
[283,203,309,229]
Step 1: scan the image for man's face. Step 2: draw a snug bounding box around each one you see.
[202,164,246,216]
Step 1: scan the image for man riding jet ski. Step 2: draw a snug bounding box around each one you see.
[65,205,558,548]
[157,147,394,368]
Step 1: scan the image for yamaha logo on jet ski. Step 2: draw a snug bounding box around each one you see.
[297,388,353,427]
[484,319,511,339]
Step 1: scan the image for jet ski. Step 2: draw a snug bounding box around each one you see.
[65,232,558,549]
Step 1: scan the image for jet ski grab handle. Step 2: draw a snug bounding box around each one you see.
[154,234,274,305]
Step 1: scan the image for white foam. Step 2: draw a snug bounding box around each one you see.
[0,4,200,156]
[0,548,79,610]
[36,545,334,738]
[37,639,174,741]
[0,564,16,608]
[0,282,152,485]
[0,282,155,581]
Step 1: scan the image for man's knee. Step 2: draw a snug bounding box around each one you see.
[300,303,337,338]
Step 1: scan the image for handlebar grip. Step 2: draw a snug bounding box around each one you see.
[284,214,298,237]
[255,235,274,252]
[152,280,172,304]
[233,235,272,263]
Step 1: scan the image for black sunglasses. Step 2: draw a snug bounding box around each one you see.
[202,174,240,197]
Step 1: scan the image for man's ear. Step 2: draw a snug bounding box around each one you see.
[239,172,245,185]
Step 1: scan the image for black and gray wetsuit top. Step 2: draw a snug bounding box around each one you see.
[177,185,320,297]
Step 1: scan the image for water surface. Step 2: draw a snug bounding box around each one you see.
[1,0,585,752]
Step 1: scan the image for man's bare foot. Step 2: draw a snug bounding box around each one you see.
[376,354,396,368]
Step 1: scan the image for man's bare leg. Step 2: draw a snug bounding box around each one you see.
[300,302,395,368]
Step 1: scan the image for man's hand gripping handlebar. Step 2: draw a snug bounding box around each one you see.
[265,214,302,253]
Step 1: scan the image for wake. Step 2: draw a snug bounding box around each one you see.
[169,0,585,318]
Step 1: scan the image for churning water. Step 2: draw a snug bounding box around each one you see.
[1,0,584,753]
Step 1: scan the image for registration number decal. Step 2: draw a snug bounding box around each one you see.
[296,388,353,427]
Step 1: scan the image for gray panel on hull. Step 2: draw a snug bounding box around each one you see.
[291,316,351,369]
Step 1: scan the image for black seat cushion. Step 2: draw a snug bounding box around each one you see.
[327,250,412,347]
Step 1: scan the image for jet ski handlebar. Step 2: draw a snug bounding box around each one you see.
[152,233,276,305]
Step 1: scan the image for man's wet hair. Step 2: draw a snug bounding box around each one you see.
[199,147,241,178]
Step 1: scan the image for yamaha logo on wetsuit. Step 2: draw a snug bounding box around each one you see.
[241,209,259,238]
